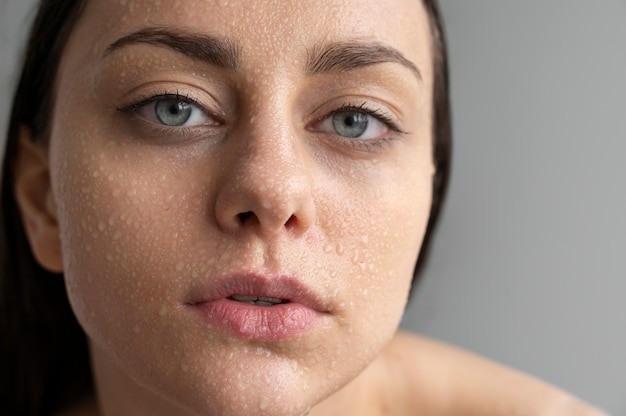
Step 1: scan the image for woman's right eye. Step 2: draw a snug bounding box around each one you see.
[125,95,218,128]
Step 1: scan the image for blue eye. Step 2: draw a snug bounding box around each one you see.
[127,94,213,127]
[154,99,194,126]
[315,106,396,141]
[331,111,370,138]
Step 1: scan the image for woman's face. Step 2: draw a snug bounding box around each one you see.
[44,0,434,414]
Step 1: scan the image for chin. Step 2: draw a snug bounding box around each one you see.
[99,337,345,416]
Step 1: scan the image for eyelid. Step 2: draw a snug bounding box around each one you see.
[309,101,407,138]
[119,91,223,123]
[328,103,405,134]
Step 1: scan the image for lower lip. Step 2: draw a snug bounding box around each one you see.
[193,299,321,340]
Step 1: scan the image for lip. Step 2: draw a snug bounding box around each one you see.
[185,272,329,341]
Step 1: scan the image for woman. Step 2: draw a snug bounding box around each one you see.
[0,0,606,414]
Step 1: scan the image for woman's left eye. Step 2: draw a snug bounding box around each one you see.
[131,96,212,127]
[315,109,393,141]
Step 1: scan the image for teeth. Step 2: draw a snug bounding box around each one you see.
[228,295,288,306]
[230,295,258,302]
[255,301,277,307]
[258,296,285,304]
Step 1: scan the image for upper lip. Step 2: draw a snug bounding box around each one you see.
[185,272,331,313]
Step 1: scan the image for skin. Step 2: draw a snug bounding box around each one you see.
[13,0,607,415]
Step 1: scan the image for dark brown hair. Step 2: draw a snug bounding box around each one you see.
[0,0,450,414]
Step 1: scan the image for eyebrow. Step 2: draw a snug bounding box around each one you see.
[104,28,421,81]
[306,41,422,81]
[104,27,240,71]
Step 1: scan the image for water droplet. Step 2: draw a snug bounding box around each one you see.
[259,396,269,410]
[352,249,359,263]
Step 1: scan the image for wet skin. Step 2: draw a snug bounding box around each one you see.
[18,0,435,415]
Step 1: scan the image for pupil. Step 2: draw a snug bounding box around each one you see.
[333,111,368,138]
[155,99,192,126]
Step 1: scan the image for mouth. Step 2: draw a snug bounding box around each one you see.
[227,295,290,306]
[186,273,328,341]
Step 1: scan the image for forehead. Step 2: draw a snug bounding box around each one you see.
[64,0,432,81]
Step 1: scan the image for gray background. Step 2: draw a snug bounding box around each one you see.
[1,0,624,414]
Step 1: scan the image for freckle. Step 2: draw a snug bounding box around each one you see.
[335,244,344,256]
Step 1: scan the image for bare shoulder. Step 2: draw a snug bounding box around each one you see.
[380,331,608,416]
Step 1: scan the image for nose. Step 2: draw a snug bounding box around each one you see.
[214,120,316,238]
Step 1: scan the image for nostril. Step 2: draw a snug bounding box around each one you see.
[237,211,256,225]
[284,214,297,229]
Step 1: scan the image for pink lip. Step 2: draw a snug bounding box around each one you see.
[186,273,328,341]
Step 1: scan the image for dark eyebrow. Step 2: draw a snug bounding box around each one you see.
[306,41,422,81]
[104,27,240,71]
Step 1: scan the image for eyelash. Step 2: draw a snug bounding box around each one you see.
[332,102,402,132]
[118,93,406,151]
[318,102,407,150]
[118,91,202,115]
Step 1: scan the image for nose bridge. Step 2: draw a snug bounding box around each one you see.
[244,118,300,181]
[241,123,308,209]
[215,106,315,236]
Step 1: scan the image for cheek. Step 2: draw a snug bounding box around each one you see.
[49,136,196,347]
[315,158,433,355]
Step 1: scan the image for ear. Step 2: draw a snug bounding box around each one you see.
[13,127,64,273]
